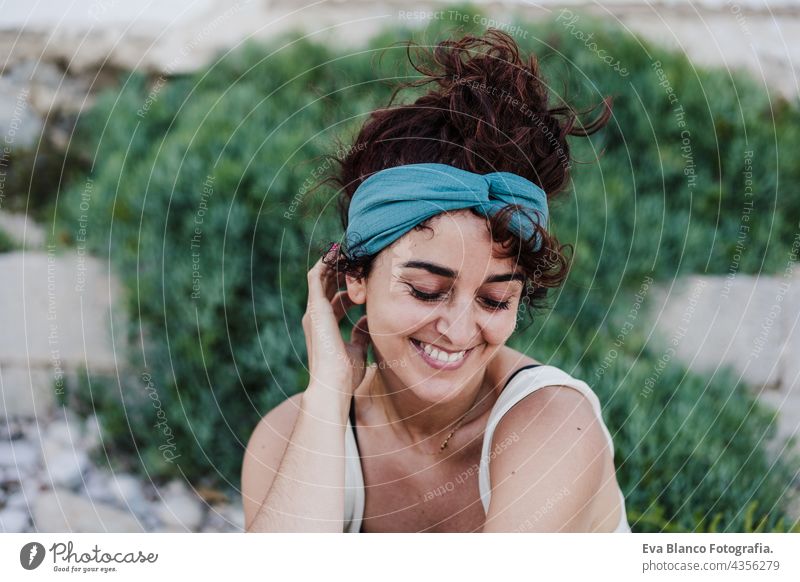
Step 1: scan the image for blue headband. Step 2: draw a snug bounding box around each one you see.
[344,163,549,257]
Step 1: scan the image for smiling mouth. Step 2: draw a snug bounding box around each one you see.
[409,338,480,367]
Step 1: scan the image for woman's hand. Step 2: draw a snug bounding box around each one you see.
[302,245,371,396]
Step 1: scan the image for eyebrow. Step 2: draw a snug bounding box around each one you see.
[400,260,525,284]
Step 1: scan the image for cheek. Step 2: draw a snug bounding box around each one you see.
[482,312,517,345]
[364,295,427,348]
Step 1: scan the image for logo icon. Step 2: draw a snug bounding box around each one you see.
[20,542,46,570]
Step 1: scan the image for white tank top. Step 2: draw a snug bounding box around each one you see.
[343,363,631,533]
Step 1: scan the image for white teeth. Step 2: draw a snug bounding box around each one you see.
[416,340,466,363]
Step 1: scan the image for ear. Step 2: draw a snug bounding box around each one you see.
[345,273,367,305]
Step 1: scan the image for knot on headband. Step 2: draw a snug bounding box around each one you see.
[344,163,549,257]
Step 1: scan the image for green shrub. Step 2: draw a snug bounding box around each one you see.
[54,4,800,531]
[0,227,17,252]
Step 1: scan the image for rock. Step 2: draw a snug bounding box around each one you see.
[18,418,44,443]
[44,414,84,449]
[0,77,42,151]
[0,439,40,472]
[156,480,205,531]
[0,464,24,487]
[10,60,92,116]
[0,366,56,420]
[45,449,89,488]
[202,501,244,532]
[0,507,30,532]
[140,513,160,532]
[108,473,146,511]
[153,524,187,533]
[759,390,800,460]
[82,470,114,504]
[81,414,102,452]
[217,502,244,532]
[1,418,26,439]
[0,211,47,250]
[648,273,800,390]
[777,274,800,397]
[649,271,800,464]
[32,488,143,532]
[5,491,29,510]
[0,251,128,376]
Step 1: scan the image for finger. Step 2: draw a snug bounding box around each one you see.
[308,253,338,305]
[306,263,325,306]
[320,253,344,299]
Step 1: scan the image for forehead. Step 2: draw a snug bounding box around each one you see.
[377,210,520,274]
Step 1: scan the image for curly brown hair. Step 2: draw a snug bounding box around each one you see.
[319,28,612,329]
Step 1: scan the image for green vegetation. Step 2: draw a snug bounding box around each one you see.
[52,4,799,531]
[0,227,17,252]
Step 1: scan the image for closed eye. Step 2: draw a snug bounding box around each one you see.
[406,285,511,311]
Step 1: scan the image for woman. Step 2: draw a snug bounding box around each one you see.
[242,29,630,533]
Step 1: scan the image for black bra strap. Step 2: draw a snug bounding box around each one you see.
[349,397,360,450]
[502,364,542,391]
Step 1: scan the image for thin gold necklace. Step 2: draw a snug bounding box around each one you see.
[369,369,489,454]
[437,382,488,453]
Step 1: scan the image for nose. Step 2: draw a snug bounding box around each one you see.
[434,296,480,350]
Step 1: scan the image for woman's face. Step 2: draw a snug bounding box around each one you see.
[346,209,526,402]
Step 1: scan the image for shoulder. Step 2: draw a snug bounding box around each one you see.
[245,392,305,448]
[487,345,542,389]
[241,393,305,529]
[482,383,610,532]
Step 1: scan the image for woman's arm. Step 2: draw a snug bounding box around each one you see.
[480,385,608,532]
[242,382,350,533]
[243,247,370,532]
